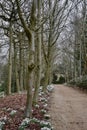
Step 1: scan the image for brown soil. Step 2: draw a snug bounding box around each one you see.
[49,85,87,130]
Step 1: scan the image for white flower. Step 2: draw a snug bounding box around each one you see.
[41,109,47,114]
[7,107,12,112]
[35,104,39,108]
[0,121,5,130]
[0,116,7,122]
[40,120,51,126]
[20,118,30,126]
[47,85,54,92]
[39,93,42,96]
[10,110,17,116]
[30,118,40,123]
[20,107,25,111]
[32,88,35,92]
[19,118,30,130]
[44,114,50,119]
[20,117,40,128]
[41,127,51,130]
[43,104,48,108]
[0,121,5,125]
[3,116,7,121]
[40,98,47,102]
[39,86,43,91]
[40,121,53,130]
[40,92,44,95]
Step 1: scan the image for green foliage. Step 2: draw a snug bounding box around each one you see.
[44,114,50,120]
[52,74,65,84]
[58,76,65,84]
[18,126,25,130]
[41,109,47,114]
[40,121,51,128]
[9,110,17,117]
[68,76,87,90]
[0,82,7,93]
[19,118,30,130]
[0,121,5,130]
[30,118,40,124]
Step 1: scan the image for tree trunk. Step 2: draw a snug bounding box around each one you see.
[7,22,13,95]
[19,32,23,91]
[33,32,41,104]
[14,41,20,93]
[33,0,42,104]
[25,31,35,117]
[48,64,53,84]
[43,63,50,91]
[23,49,28,90]
[15,65,20,92]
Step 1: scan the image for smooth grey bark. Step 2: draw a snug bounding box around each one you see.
[16,0,36,117]
[19,32,23,91]
[14,41,20,93]
[25,31,35,117]
[33,0,42,104]
[7,22,13,95]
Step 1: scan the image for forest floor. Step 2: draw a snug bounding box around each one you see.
[0,85,87,130]
[49,85,87,130]
[0,90,51,130]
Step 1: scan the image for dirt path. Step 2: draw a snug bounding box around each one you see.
[49,85,87,130]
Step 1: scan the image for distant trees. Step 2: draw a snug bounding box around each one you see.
[55,0,87,82]
[70,0,87,79]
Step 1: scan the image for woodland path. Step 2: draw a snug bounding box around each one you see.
[49,85,87,130]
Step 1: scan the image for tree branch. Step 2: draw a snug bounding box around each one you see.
[16,0,32,41]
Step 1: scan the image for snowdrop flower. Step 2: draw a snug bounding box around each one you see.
[0,121,5,130]
[39,86,43,91]
[7,107,12,112]
[47,85,54,92]
[32,88,35,92]
[40,98,47,102]
[41,127,51,130]
[41,92,44,95]
[20,107,25,111]
[41,109,47,114]
[21,118,30,126]
[30,118,40,123]
[35,104,39,108]
[40,120,51,126]
[10,110,17,116]
[44,114,50,119]
[39,93,42,96]
[43,104,48,108]
[3,116,7,121]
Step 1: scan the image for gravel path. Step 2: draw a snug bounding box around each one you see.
[49,85,87,130]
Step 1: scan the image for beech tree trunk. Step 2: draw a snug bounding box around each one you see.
[25,31,35,117]
[33,0,41,104]
[14,41,20,93]
[43,63,50,91]
[19,32,23,91]
[16,0,37,117]
[7,22,13,95]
